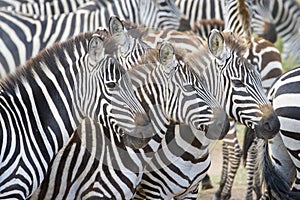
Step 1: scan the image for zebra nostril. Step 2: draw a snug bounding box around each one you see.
[255,112,280,139]
[263,121,272,132]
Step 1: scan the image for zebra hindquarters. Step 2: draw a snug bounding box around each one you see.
[260,66,300,199]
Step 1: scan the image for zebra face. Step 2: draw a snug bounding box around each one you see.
[174,61,229,140]
[85,35,154,149]
[129,42,228,137]
[208,29,280,139]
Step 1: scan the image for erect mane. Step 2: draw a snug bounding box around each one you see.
[0,31,97,92]
[237,0,252,34]
[222,31,249,56]
[196,19,225,28]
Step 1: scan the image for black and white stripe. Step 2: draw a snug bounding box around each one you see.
[0,30,151,199]
[130,27,280,199]
[258,66,300,199]
[251,0,300,61]
[0,0,188,77]
[29,28,223,199]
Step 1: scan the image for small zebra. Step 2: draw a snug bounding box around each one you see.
[176,0,283,198]
[29,28,227,199]
[0,29,153,199]
[257,66,300,199]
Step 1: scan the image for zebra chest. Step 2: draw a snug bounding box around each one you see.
[147,124,211,182]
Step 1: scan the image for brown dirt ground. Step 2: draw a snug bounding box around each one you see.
[198,128,249,200]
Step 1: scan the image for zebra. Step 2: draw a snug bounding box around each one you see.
[0,28,157,199]
[255,66,300,200]
[210,1,282,199]
[251,0,300,62]
[29,26,228,199]
[130,26,281,199]
[0,0,190,77]
[172,0,283,198]
[110,13,282,197]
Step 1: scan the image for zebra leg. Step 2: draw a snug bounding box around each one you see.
[253,167,262,200]
[222,140,242,200]
[245,138,259,200]
[221,123,242,200]
[215,142,230,200]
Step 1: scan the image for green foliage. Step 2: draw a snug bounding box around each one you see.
[274,37,298,72]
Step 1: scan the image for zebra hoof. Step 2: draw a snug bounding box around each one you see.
[212,194,220,200]
[201,175,214,190]
[221,193,231,200]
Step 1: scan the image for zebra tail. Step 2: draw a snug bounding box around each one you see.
[242,128,255,166]
[261,140,300,200]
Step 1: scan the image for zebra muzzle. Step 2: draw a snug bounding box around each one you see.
[205,107,230,140]
[255,105,280,139]
[122,112,154,149]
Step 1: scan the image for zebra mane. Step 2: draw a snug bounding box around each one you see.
[237,0,252,34]
[0,31,95,93]
[179,30,250,75]
[195,19,225,29]
[222,31,249,56]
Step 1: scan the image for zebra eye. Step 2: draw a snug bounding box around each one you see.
[106,82,117,89]
[232,79,245,87]
[160,2,168,6]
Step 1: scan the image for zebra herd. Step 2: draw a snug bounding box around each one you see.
[0,0,299,199]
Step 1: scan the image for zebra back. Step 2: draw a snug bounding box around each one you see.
[0,0,92,16]
[0,0,190,77]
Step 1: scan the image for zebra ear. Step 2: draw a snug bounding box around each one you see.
[109,16,125,36]
[88,35,104,66]
[208,29,225,60]
[159,42,175,66]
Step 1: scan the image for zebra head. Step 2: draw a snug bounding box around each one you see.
[138,0,191,31]
[107,16,150,70]
[128,41,229,139]
[208,29,280,139]
[76,33,154,149]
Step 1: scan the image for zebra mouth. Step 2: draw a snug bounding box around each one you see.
[118,122,154,149]
[199,124,208,133]
[122,134,151,149]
